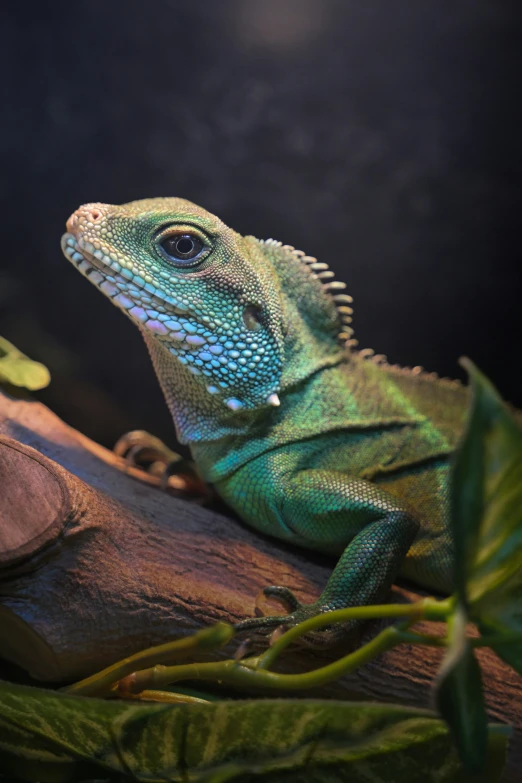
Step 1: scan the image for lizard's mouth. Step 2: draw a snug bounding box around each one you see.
[62,232,124,287]
[61,232,190,323]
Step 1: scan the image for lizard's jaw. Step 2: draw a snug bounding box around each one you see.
[61,231,217,346]
[62,232,133,300]
[61,232,188,324]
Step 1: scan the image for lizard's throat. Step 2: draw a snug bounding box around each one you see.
[141,331,262,445]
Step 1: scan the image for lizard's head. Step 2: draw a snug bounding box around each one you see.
[61,197,284,411]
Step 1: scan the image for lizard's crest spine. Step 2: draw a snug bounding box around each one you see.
[261,237,357,348]
[260,238,462,389]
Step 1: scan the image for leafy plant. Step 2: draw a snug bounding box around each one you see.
[0,336,50,390]
[435,359,522,768]
[0,360,520,782]
[0,682,509,783]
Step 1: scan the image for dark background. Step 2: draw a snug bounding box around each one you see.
[2,0,521,449]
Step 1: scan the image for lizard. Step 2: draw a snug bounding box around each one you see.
[61,197,470,643]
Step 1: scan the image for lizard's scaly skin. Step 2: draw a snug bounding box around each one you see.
[62,198,469,638]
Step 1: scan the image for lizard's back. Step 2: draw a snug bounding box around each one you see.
[311,355,470,591]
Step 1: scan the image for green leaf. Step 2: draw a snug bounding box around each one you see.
[0,336,50,390]
[435,607,488,771]
[451,358,522,673]
[0,719,100,783]
[0,679,509,782]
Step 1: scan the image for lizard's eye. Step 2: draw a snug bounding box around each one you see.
[159,233,206,265]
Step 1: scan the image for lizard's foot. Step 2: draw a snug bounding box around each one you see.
[114,430,184,478]
[235,585,355,648]
[114,430,209,497]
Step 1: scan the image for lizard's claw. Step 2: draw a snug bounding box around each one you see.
[114,430,184,471]
[234,585,299,635]
[235,585,350,648]
[114,430,210,498]
[255,585,301,615]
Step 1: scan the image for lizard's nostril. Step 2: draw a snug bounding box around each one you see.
[82,205,103,223]
[66,204,105,235]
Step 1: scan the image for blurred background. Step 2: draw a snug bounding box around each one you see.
[1,0,521,449]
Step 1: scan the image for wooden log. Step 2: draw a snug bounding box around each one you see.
[0,392,348,686]
[0,388,520,780]
[0,434,69,570]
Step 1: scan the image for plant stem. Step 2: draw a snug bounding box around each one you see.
[394,630,447,647]
[64,622,234,697]
[472,631,522,648]
[125,621,413,695]
[258,597,452,670]
[124,689,211,704]
[66,597,454,698]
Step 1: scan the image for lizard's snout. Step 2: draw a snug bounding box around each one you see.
[66,203,106,236]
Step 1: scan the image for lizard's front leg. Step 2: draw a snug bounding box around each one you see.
[219,467,419,646]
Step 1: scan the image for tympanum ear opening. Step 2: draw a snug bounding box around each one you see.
[242,304,264,331]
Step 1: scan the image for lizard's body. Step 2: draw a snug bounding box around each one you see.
[62,198,468,636]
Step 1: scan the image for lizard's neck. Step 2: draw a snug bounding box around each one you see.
[257,238,348,391]
[142,330,258,445]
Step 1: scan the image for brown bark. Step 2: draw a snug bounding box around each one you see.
[0,388,520,780]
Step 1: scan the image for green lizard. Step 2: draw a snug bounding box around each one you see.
[61,198,469,643]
